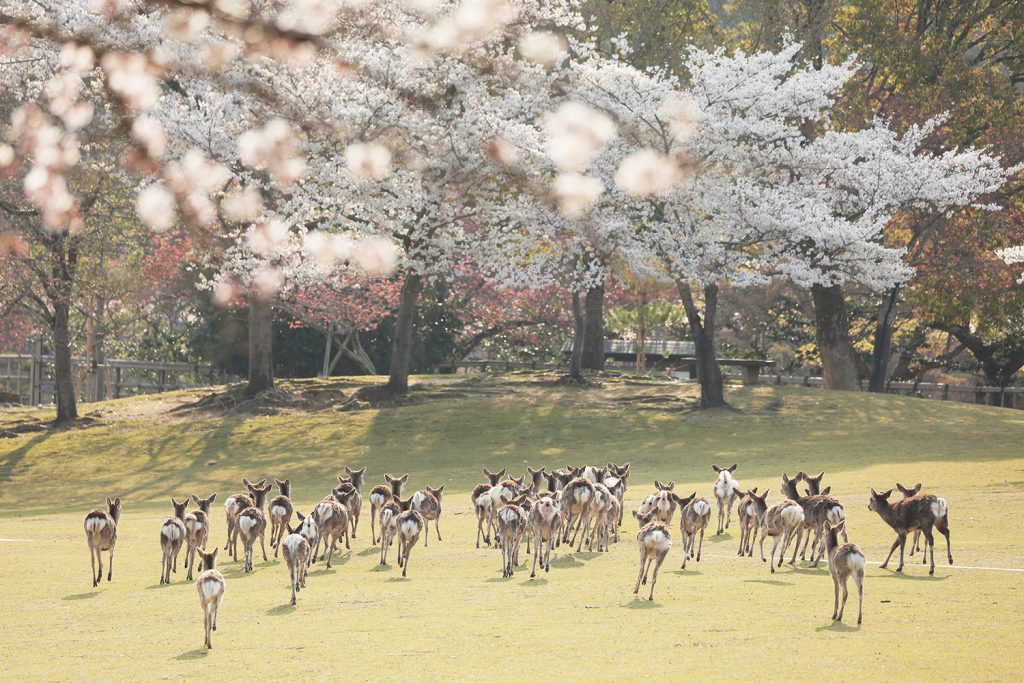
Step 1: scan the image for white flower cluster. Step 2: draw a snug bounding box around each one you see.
[238,119,306,189]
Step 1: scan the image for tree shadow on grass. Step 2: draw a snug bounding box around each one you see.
[267,603,297,616]
[175,649,209,660]
[815,621,861,633]
[62,591,99,600]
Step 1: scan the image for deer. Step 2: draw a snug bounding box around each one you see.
[594,494,621,552]
[868,487,952,575]
[332,479,362,541]
[184,493,216,581]
[378,499,402,566]
[599,464,629,527]
[160,498,189,584]
[526,466,546,494]
[528,495,562,578]
[312,498,350,568]
[496,493,529,577]
[237,480,272,572]
[636,481,678,527]
[472,468,505,548]
[896,482,924,556]
[781,473,846,567]
[294,511,319,568]
[795,471,832,558]
[268,478,293,558]
[395,497,425,578]
[736,488,760,556]
[589,482,619,551]
[223,478,262,559]
[631,509,672,601]
[672,492,710,569]
[712,464,741,534]
[411,485,444,546]
[195,547,225,650]
[758,495,804,573]
[84,497,121,587]
[560,476,596,550]
[369,472,407,545]
[823,521,865,624]
[281,524,311,605]
[342,465,366,537]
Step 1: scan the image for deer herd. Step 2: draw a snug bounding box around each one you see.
[83,462,954,648]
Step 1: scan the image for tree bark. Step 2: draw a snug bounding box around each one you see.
[385,272,422,394]
[677,281,727,409]
[811,284,862,391]
[569,290,585,382]
[868,285,901,393]
[52,297,78,424]
[245,296,274,397]
[581,284,605,371]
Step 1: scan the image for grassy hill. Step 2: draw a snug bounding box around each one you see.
[1,373,1022,680]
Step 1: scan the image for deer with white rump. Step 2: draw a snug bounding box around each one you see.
[369,472,407,545]
[712,464,741,534]
[268,479,293,557]
[869,487,952,575]
[160,498,189,584]
[84,497,121,587]
[824,521,865,624]
[631,509,671,601]
[281,524,311,605]
[671,492,709,569]
[195,547,225,649]
[184,493,216,581]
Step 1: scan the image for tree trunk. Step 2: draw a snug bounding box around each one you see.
[569,290,585,382]
[868,285,900,393]
[246,296,274,397]
[52,297,78,424]
[811,283,861,391]
[677,281,727,409]
[581,284,605,371]
[385,272,422,394]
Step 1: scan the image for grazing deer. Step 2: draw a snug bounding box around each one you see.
[184,493,217,581]
[281,525,311,605]
[195,548,225,649]
[712,464,741,534]
[84,497,121,587]
[268,479,293,558]
[672,492,710,569]
[472,468,505,548]
[896,482,924,556]
[294,511,319,568]
[395,499,425,578]
[781,473,846,567]
[631,509,671,601]
[759,497,804,573]
[869,487,952,575]
[369,472,407,545]
[411,485,444,546]
[312,498,350,568]
[378,500,402,566]
[560,476,596,550]
[736,488,761,556]
[528,495,562,578]
[823,522,865,624]
[497,494,529,577]
[223,479,262,559]
[342,466,366,537]
[160,498,189,584]
[237,481,272,572]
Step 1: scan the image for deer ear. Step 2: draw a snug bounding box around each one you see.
[276,478,284,486]
[357,467,366,475]
[815,471,824,480]
[243,478,253,489]
[822,486,831,495]
[114,497,121,507]
[712,465,721,473]
[728,464,737,472]
[750,487,758,494]
[192,494,201,504]
[106,497,113,506]
[883,488,893,498]
[345,466,354,475]
[400,474,409,484]
[296,510,305,521]
[782,473,789,483]
[210,547,218,560]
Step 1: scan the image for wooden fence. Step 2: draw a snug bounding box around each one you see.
[772,375,1024,409]
[0,352,226,405]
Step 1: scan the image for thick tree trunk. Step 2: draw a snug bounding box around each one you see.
[569,290,585,382]
[811,284,861,391]
[52,298,78,424]
[581,284,605,371]
[246,297,274,397]
[677,281,727,409]
[385,272,422,394]
[868,285,900,393]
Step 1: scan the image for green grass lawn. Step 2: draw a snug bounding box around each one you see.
[1,374,1023,680]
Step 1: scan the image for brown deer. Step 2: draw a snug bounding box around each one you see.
[223,478,262,559]
[671,492,709,569]
[823,521,865,624]
[631,509,672,601]
[781,473,846,567]
[472,468,505,548]
[411,485,444,546]
[342,466,366,537]
[795,471,832,558]
[526,466,546,494]
[496,494,529,577]
[160,498,189,584]
[332,479,362,540]
[869,487,952,575]
[369,472,407,545]
[736,488,760,556]
[560,476,596,550]
[759,497,804,573]
[237,481,272,572]
[268,479,293,558]
[184,493,216,581]
[378,500,401,565]
[528,495,561,578]
[312,498,350,568]
[896,482,924,556]
[294,511,319,568]
[395,497,425,578]
[84,497,121,587]
[281,525,310,605]
[712,464,740,534]
[195,547,225,649]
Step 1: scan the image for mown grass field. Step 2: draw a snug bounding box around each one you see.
[1,374,1022,681]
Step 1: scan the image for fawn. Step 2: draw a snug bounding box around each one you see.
[195,547,225,649]
[824,521,865,624]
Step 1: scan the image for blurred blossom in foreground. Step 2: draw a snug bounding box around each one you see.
[553,172,603,217]
[517,31,567,68]
[345,142,392,181]
[543,102,616,172]
[136,184,176,232]
[222,186,264,222]
[238,119,306,188]
[661,96,701,141]
[615,150,685,197]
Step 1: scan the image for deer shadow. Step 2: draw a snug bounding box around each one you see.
[622,599,663,609]
[267,603,297,616]
[386,576,410,582]
[874,571,949,582]
[369,563,392,572]
[815,621,861,633]
[357,547,379,557]
[175,649,209,660]
[744,578,794,586]
[672,569,702,576]
[62,591,100,600]
[521,577,548,586]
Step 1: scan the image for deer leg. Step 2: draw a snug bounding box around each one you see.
[880,536,900,569]
[260,531,268,562]
[343,525,351,551]
[831,573,840,620]
[937,517,953,564]
[895,530,908,572]
[649,549,668,601]
[855,570,864,624]
[923,525,936,575]
[633,550,648,593]
[422,519,429,548]
[716,499,724,534]
[770,535,782,573]
[435,516,442,542]
[789,528,802,565]
[838,579,849,622]
[725,500,732,529]
[402,543,411,577]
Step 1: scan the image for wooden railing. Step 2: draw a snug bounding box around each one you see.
[772,375,1024,409]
